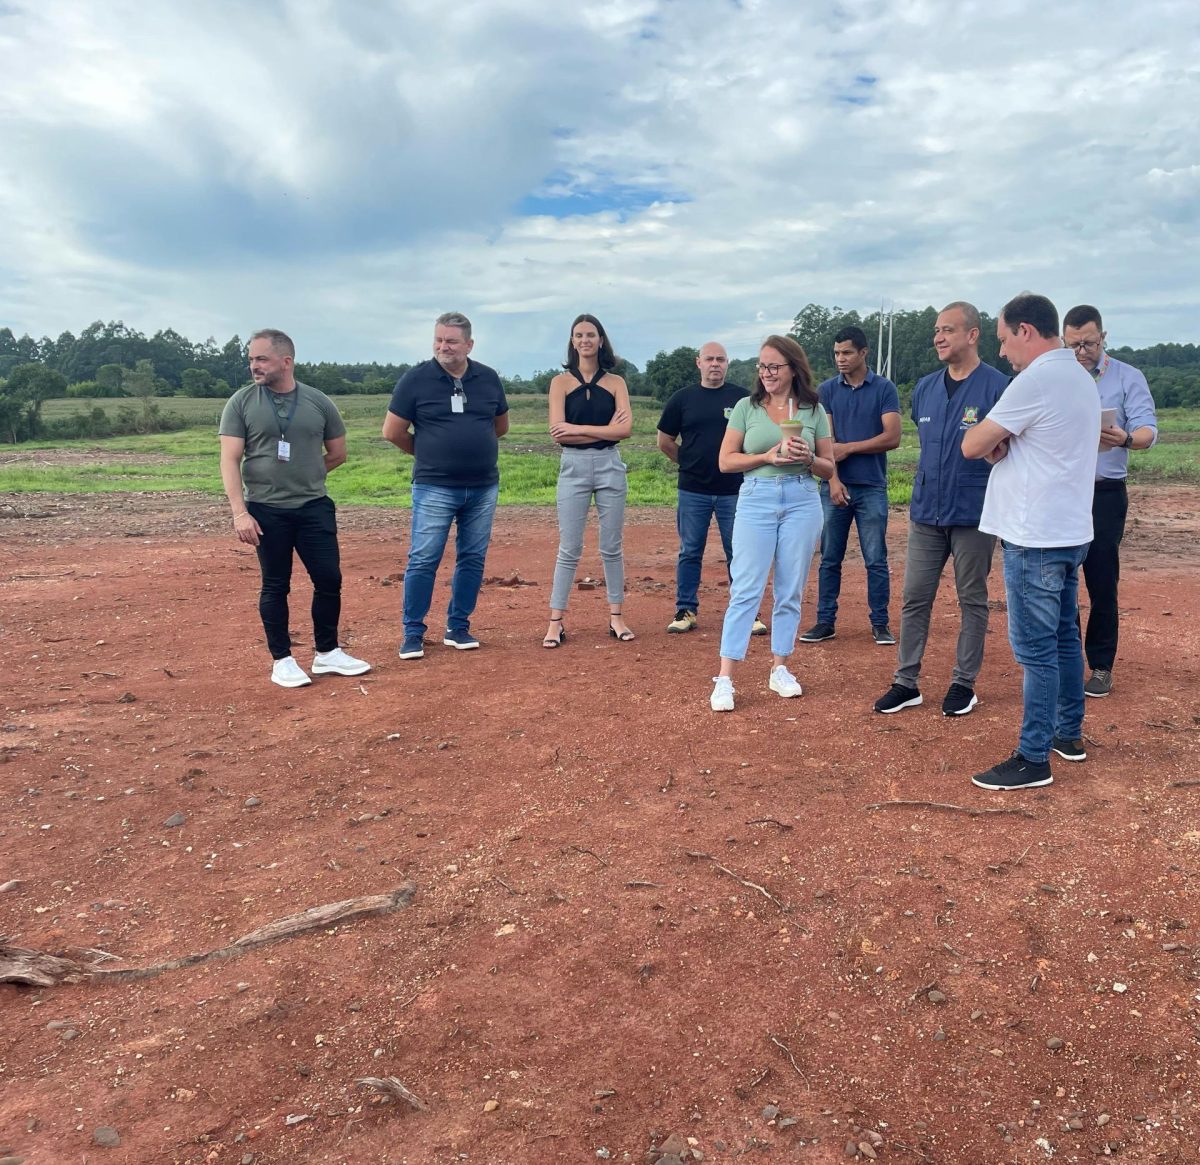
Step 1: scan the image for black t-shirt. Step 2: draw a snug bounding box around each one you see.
[388,358,509,487]
[945,369,968,400]
[657,382,749,495]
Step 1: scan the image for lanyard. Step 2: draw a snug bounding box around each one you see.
[265,385,300,440]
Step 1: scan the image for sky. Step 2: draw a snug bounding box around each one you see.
[2,0,1198,377]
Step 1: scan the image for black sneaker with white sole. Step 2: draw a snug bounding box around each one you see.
[800,622,835,643]
[871,624,896,646]
[941,683,978,716]
[1051,736,1087,762]
[971,752,1053,791]
[873,683,922,713]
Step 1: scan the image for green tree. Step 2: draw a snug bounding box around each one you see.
[122,358,166,431]
[644,346,699,401]
[0,363,67,442]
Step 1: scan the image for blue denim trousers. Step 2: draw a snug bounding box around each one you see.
[676,488,738,612]
[816,482,890,627]
[404,483,499,638]
[719,475,823,661]
[1002,541,1090,762]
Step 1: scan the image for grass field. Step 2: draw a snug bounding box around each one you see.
[8,397,1199,506]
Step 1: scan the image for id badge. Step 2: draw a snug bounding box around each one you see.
[277,439,291,462]
[450,395,464,414]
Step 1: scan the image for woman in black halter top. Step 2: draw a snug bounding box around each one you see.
[543,314,635,647]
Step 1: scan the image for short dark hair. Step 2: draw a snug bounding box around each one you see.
[564,313,617,374]
[833,325,868,351]
[941,301,981,333]
[249,329,295,358]
[750,335,818,409]
[1063,304,1103,332]
[1000,292,1059,340]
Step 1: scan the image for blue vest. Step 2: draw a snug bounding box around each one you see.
[910,363,1008,527]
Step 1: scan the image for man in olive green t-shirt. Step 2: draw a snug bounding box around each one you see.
[218,328,370,688]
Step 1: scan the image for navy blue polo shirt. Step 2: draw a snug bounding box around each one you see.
[817,370,901,488]
[389,358,509,487]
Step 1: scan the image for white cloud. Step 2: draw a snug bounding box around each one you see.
[1,0,1197,373]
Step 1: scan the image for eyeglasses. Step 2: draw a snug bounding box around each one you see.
[1067,339,1104,354]
[756,362,787,375]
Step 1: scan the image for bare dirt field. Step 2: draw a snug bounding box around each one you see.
[1,486,1198,1165]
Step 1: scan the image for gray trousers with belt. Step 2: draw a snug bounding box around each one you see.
[550,446,628,611]
[894,521,996,689]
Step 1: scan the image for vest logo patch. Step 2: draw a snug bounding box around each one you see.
[961,406,979,426]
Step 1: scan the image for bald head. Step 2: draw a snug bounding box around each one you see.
[696,342,729,388]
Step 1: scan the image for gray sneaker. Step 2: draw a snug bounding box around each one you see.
[1084,669,1112,697]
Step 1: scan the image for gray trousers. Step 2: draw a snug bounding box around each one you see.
[895,521,996,689]
[550,446,628,611]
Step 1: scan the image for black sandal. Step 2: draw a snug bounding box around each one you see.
[608,612,635,642]
[543,618,566,649]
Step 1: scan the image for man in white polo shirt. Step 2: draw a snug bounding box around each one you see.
[961,293,1100,791]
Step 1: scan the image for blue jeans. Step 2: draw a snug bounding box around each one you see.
[1002,542,1089,763]
[816,482,890,627]
[676,489,738,612]
[719,476,822,661]
[404,483,499,639]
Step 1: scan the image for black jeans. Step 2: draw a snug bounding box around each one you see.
[1081,480,1128,672]
[247,496,342,659]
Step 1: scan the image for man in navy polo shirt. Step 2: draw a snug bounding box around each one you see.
[801,326,901,645]
[873,302,1008,717]
[382,312,509,659]
[656,341,766,637]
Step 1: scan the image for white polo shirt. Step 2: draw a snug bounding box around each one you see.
[978,347,1100,548]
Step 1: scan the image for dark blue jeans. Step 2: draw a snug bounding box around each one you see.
[404,483,499,639]
[816,482,890,627]
[247,496,341,660]
[676,488,738,612]
[1003,541,1089,763]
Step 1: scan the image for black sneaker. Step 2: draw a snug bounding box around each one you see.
[941,683,978,716]
[1051,736,1087,762]
[1084,669,1113,697]
[874,683,922,714]
[871,625,896,646]
[971,752,1053,791]
[800,622,836,643]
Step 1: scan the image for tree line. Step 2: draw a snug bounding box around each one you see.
[3,309,1199,443]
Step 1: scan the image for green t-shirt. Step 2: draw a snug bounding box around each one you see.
[727,398,830,478]
[219,381,347,508]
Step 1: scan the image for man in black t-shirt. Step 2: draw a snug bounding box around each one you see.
[656,342,765,636]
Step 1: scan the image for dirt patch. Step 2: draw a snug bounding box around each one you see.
[1,487,1198,1165]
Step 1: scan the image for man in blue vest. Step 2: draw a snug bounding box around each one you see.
[874,303,1008,716]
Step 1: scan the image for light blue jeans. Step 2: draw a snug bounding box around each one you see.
[550,446,628,611]
[1002,541,1090,763]
[719,475,823,661]
[404,483,499,639]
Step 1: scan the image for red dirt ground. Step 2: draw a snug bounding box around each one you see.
[1,486,1198,1165]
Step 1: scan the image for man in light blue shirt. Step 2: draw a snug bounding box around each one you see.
[1062,305,1158,699]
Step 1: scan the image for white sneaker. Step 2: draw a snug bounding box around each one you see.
[311,647,372,676]
[710,675,735,712]
[271,656,312,688]
[769,665,803,698]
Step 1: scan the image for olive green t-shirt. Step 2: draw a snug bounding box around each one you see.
[727,398,830,478]
[219,381,347,508]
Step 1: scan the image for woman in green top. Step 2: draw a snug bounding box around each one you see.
[709,335,835,712]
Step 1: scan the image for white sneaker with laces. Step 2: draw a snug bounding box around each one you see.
[311,647,372,676]
[710,676,735,712]
[769,665,803,698]
[271,656,312,688]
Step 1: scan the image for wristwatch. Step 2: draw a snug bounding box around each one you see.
[1123,432,1135,449]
